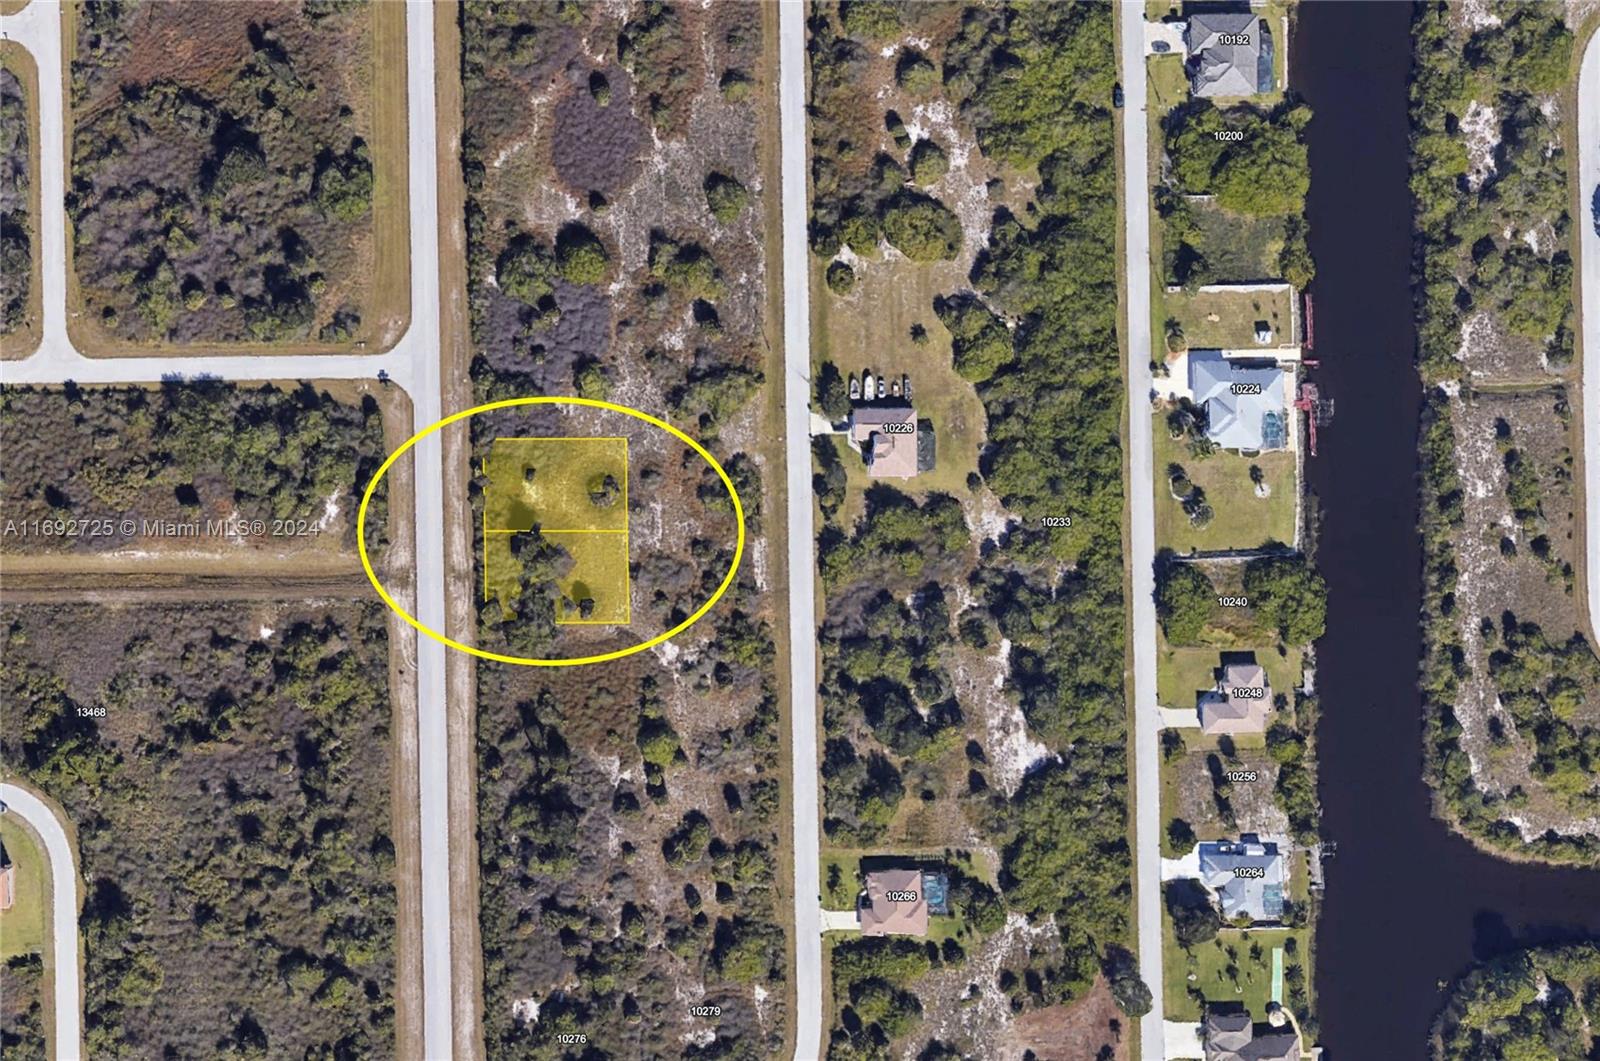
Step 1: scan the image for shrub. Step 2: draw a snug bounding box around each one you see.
[936,294,1012,383]
[496,235,554,306]
[908,139,949,186]
[895,50,939,95]
[314,141,373,222]
[879,192,961,261]
[704,172,750,223]
[555,224,609,285]
[825,260,855,295]
[1156,563,1215,644]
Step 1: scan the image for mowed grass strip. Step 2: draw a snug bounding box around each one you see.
[1167,285,1295,350]
[1154,425,1296,552]
[0,817,48,960]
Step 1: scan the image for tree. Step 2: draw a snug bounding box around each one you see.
[816,361,851,421]
[1243,554,1327,643]
[1156,563,1215,644]
[704,173,750,223]
[879,192,961,262]
[555,224,609,285]
[1164,879,1220,948]
[909,139,949,186]
[496,235,554,306]
[825,260,856,296]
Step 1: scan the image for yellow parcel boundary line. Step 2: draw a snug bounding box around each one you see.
[360,397,744,666]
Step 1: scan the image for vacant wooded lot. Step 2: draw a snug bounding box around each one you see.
[0,600,398,1057]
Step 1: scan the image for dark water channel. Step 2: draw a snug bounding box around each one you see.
[1293,3,1600,1057]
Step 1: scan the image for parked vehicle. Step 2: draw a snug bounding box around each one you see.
[891,379,901,397]
[849,376,861,400]
[903,375,913,400]
[1112,82,1124,108]
[877,377,887,399]
[1151,40,1171,53]
[862,371,875,400]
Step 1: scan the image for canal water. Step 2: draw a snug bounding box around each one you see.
[1292,3,1600,1057]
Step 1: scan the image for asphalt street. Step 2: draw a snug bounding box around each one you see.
[777,2,824,1057]
[0,783,81,1057]
[1114,4,1168,1056]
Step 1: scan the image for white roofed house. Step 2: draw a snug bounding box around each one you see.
[1188,351,1290,453]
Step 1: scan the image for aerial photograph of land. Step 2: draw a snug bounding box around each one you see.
[2,2,1599,1061]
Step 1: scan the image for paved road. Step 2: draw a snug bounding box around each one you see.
[1579,29,1600,646]
[0,784,80,1057]
[0,3,455,1057]
[777,2,823,1058]
[1115,3,1167,1056]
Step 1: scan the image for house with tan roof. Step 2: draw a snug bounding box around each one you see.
[1198,659,1273,735]
[859,867,929,937]
[848,406,920,480]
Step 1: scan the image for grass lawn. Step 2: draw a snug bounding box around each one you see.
[1166,285,1295,351]
[0,817,48,960]
[1156,641,1301,710]
[1153,422,1296,552]
[812,260,986,501]
[1149,53,1189,115]
[1163,917,1307,1021]
[822,851,863,910]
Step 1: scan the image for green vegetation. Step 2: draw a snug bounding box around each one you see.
[809,2,1143,1036]
[1157,563,1218,645]
[618,1,697,134]
[1,602,397,1056]
[935,294,1012,384]
[1242,554,1327,645]
[704,172,750,224]
[0,819,45,960]
[555,223,609,285]
[825,260,856,296]
[1417,393,1600,864]
[879,191,962,262]
[1154,424,1296,553]
[1163,100,1312,218]
[0,383,386,545]
[69,2,379,343]
[0,953,46,1057]
[0,60,32,338]
[908,139,949,186]
[1432,942,1600,1060]
[1410,3,1575,378]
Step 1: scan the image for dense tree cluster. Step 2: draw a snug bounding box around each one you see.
[805,6,964,267]
[1432,942,1600,1060]
[0,383,387,549]
[1410,2,1575,378]
[1,603,398,1057]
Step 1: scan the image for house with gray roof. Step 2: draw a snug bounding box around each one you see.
[1188,351,1289,452]
[1197,835,1286,922]
[1185,13,1274,98]
[1203,1007,1300,1061]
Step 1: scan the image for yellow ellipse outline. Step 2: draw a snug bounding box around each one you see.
[357,396,745,666]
